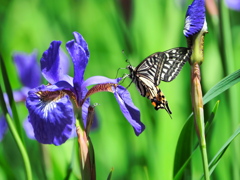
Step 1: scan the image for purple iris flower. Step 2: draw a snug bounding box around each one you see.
[14,51,41,91]
[0,51,42,141]
[3,51,41,104]
[183,0,206,37]
[26,32,145,146]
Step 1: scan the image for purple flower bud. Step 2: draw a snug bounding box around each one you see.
[184,0,206,37]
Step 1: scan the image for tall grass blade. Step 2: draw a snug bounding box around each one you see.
[0,54,23,141]
[202,127,240,178]
[203,69,240,105]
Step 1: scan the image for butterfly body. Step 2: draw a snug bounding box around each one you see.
[127,64,172,114]
[127,47,192,115]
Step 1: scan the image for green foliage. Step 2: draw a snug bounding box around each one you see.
[0,0,239,179]
[203,70,240,105]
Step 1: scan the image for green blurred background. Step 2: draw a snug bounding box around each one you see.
[0,0,239,179]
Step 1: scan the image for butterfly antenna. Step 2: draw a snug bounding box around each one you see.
[122,49,131,66]
[115,50,131,78]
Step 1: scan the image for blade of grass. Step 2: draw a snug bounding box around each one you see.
[202,127,240,178]
[203,69,240,105]
[174,69,240,177]
[174,69,239,177]
[107,168,114,180]
[0,54,23,142]
[218,2,239,179]
[174,100,220,179]
[0,86,32,180]
[173,117,194,180]
[205,100,220,135]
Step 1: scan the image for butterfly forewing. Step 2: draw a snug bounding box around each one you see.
[159,47,191,83]
[134,52,166,85]
[135,47,191,86]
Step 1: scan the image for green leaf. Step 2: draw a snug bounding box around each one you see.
[204,127,240,178]
[205,101,220,135]
[4,113,33,180]
[0,85,8,115]
[174,101,220,180]
[107,168,114,180]
[1,57,32,180]
[203,69,240,105]
[173,117,194,180]
[173,70,240,178]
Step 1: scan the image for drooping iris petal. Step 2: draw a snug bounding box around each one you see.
[41,41,71,84]
[81,76,121,126]
[66,33,89,102]
[13,51,41,88]
[81,76,145,134]
[26,85,75,145]
[184,0,206,37]
[11,90,28,103]
[81,76,121,89]
[113,85,145,136]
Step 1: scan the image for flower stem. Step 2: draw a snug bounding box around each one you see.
[191,63,209,180]
[5,113,32,180]
[76,115,96,180]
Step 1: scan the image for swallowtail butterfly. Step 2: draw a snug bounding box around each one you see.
[127,47,191,115]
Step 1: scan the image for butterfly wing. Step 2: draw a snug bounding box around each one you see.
[127,47,191,114]
[159,47,191,83]
[135,77,172,115]
[133,52,165,85]
[135,47,191,86]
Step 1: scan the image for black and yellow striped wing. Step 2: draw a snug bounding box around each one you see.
[133,47,191,86]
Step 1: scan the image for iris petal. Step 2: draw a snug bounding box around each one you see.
[59,49,70,75]
[13,51,41,88]
[23,118,35,140]
[82,76,121,89]
[41,41,70,84]
[66,36,89,102]
[113,85,145,136]
[81,76,144,134]
[81,95,90,127]
[26,85,75,145]
[81,76,122,127]
[73,32,89,59]
[225,0,240,11]
[0,116,8,141]
[184,0,205,37]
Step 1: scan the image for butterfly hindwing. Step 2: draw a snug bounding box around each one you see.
[136,77,172,114]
